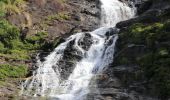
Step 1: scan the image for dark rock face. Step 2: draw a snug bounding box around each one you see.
[117,18,170,99]
[54,39,83,80]
[78,33,93,51]
[87,65,159,100]
[57,0,100,37]
[89,1,170,100]
[54,32,93,80]
[116,0,170,29]
[136,0,153,15]
[68,0,100,32]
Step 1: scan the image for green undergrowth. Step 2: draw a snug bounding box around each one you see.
[118,19,170,99]
[0,0,25,16]
[58,0,67,4]
[46,12,70,23]
[0,19,48,84]
[0,64,27,80]
[0,18,63,82]
[0,19,48,60]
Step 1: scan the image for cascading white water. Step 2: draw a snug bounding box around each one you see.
[100,0,135,27]
[21,0,135,100]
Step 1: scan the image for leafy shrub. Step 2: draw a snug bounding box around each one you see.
[7,39,25,50]
[0,2,6,17]
[8,49,30,60]
[46,12,70,22]
[0,64,28,80]
[0,42,6,52]
[0,0,25,15]
[26,32,48,46]
[0,19,48,60]
[0,20,20,46]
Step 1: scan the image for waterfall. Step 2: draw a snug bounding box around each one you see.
[20,0,135,99]
[100,0,135,27]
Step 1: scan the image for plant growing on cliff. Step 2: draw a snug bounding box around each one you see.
[0,64,27,80]
[119,20,170,99]
[0,20,20,47]
[0,0,25,15]
[0,19,49,60]
[46,12,70,22]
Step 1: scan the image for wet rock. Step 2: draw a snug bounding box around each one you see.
[136,0,153,15]
[55,39,83,80]
[117,0,170,28]
[116,13,160,28]
[111,1,170,99]
[96,74,121,88]
[81,8,100,17]
[105,96,113,100]
[56,32,95,80]
[105,28,119,37]
[20,27,29,41]
[78,33,93,51]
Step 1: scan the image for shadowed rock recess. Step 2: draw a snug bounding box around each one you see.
[0,0,170,100]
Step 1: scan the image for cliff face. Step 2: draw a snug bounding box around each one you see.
[0,0,170,99]
[95,0,170,100]
[0,0,100,99]
[8,0,100,40]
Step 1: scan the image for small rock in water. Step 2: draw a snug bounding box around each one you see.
[105,96,113,100]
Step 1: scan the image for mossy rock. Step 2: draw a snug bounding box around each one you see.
[117,19,170,98]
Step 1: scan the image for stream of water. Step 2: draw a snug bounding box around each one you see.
[21,0,135,100]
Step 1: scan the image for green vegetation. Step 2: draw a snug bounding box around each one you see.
[0,0,25,16]
[0,20,48,60]
[119,20,170,99]
[58,0,67,3]
[0,64,27,80]
[40,12,70,30]
[0,0,51,94]
[0,7,61,83]
[46,12,70,22]
[26,32,48,45]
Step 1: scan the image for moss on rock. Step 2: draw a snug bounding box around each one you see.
[117,18,170,99]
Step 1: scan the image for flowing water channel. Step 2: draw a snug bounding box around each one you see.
[21,0,135,100]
